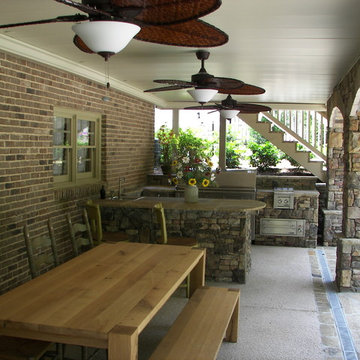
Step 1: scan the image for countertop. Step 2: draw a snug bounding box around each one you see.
[97,196,266,212]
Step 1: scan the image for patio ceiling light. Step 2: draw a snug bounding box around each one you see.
[72,21,140,60]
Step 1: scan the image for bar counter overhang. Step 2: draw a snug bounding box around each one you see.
[96,197,266,283]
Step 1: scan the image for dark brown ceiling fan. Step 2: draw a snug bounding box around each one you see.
[185,94,272,119]
[144,50,266,98]
[0,0,228,60]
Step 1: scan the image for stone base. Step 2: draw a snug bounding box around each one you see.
[101,206,252,283]
[336,238,360,292]
[322,209,343,246]
[255,189,319,248]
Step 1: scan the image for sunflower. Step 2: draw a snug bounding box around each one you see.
[188,178,197,186]
[202,179,210,187]
[172,177,178,185]
[171,160,178,166]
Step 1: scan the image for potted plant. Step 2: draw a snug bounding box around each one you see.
[171,130,216,202]
[156,125,177,175]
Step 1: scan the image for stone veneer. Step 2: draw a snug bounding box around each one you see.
[327,57,360,291]
[255,190,319,248]
[322,209,342,246]
[336,238,360,291]
[255,176,319,248]
[101,206,252,283]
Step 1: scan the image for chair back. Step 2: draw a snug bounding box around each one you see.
[85,200,103,244]
[66,209,94,257]
[154,202,168,244]
[23,220,60,279]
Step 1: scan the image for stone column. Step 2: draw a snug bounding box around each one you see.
[218,117,227,170]
[323,109,344,245]
[336,111,360,290]
[343,113,360,239]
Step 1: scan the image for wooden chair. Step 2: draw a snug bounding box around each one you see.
[4,222,63,360]
[0,336,57,360]
[65,212,97,360]
[85,200,128,244]
[66,209,94,257]
[153,203,198,297]
[153,202,197,247]
[24,221,60,279]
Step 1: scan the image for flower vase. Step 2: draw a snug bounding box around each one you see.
[184,185,199,203]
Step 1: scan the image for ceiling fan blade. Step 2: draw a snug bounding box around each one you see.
[154,79,194,86]
[73,35,94,53]
[54,0,113,17]
[144,84,191,92]
[205,76,245,91]
[219,83,266,95]
[114,0,221,26]
[234,103,272,113]
[135,19,228,47]
[184,105,220,110]
[0,14,88,29]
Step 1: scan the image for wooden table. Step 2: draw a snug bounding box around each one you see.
[0,242,206,360]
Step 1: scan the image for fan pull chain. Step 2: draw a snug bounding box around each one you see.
[102,62,111,102]
[105,61,110,89]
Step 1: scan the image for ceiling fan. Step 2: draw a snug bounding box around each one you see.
[0,0,228,61]
[185,94,272,120]
[144,50,266,103]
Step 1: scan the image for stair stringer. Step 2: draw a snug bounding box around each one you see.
[239,113,326,182]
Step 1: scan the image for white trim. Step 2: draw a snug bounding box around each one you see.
[0,34,168,108]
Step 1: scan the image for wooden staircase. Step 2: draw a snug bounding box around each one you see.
[239,112,327,182]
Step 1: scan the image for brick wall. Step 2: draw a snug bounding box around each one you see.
[0,50,154,293]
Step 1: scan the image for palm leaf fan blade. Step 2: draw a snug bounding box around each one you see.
[73,35,94,53]
[219,83,265,95]
[236,104,271,113]
[144,84,190,92]
[110,0,222,25]
[135,19,228,47]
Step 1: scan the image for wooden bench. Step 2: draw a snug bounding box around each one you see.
[149,286,240,360]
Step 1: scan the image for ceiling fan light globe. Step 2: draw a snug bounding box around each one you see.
[220,109,240,120]
[72,21,140,54]
[187,88,218,104]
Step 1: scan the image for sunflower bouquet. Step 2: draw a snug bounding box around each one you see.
[171,155,215,188]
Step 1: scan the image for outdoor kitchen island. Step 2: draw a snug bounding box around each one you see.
[97,197,266,284]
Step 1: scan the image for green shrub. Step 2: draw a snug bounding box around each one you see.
[225,133,246,168]
[248,141,281,171]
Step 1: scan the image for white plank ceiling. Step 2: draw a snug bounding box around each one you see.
[0,0,360,109]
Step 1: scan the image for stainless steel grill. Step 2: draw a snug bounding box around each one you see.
[273,187,294,209]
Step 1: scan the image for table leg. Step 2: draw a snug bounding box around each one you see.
[108,325,138,360]
[189,251,206,297]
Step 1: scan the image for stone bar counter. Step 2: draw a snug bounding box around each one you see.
[97,197,265,283]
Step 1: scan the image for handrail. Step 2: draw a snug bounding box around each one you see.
[265,110,327,161]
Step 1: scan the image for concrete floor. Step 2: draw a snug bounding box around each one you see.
[65,245,360,360]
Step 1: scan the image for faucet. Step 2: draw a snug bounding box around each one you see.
[118,177,125,199]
